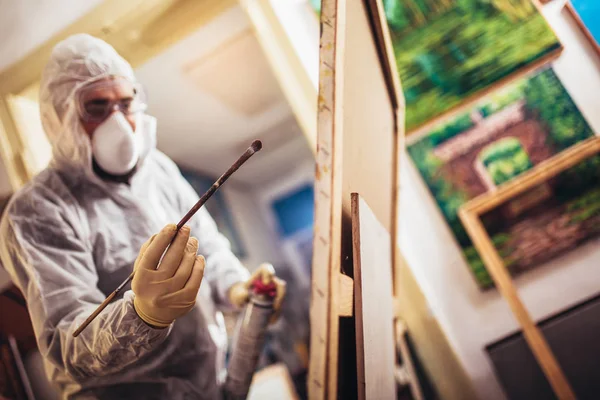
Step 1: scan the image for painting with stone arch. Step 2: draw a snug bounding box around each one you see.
[407,67,598,289]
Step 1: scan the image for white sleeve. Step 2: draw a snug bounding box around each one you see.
[0,213,171,380]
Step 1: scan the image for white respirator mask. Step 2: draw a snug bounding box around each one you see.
[91,112,156,176]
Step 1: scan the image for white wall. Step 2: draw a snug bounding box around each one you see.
[0,0,102,72]
[399,2,600,399]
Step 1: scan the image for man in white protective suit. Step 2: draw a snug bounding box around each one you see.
[0,33,284,400]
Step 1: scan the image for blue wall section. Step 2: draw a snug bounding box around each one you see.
[272,185,315,238]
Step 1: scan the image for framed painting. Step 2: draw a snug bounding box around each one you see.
[407,67,596,289]
[463,137,600,287]
[381,0,562,132]
[566,0,600,56]
[458,136,600,399]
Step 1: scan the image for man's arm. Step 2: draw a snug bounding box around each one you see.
[0,212,170,380]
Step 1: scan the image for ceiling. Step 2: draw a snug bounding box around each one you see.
[0,0,103,72]
[134,5,313,187]
[0,1,314,188]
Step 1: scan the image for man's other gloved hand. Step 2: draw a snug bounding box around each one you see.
[132,224,205,328]
[228,263,286,323]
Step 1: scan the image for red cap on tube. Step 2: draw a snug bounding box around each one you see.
[251,279,277,298]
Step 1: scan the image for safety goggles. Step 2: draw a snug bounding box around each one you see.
[76,76,148,123]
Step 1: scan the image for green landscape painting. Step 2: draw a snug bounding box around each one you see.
[383,0,561,131]
[407,67,597,289]
[310,1,561,131]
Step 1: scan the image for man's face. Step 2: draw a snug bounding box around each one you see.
[79,78,138,137]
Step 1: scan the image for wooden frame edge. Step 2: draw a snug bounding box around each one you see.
[564,1,600,58]
[459,207,576,398]
[463,136,600,215]
[456,139,600,399]
[364,0,405,111]
[458,206,576,398]
[308,0,346,398]
[350,193,366,400]
[327,0,347,397]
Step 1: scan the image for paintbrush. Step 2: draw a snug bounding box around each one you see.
[73,139,263,337]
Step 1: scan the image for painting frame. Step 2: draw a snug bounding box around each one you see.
[459,137,600,222]
[565,0,600,57]
[387,0,563,134]
[406,65,598,289]
[457,136,600,399]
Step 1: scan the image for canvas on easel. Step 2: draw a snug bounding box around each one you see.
[310,1,477,399]
[308,0,403,398]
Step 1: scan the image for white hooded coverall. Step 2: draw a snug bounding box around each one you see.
[0,34,249,399]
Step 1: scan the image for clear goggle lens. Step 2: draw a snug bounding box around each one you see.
[77,77,147,122]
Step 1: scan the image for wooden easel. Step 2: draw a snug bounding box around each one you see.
[308,0,421,398]
[309,0,481,398]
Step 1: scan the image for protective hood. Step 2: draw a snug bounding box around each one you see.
[39,33,154,181]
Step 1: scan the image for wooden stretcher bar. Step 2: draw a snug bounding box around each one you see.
[458,137,600,399]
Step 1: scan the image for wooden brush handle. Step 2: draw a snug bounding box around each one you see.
[73,290,118,337]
